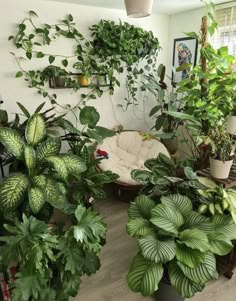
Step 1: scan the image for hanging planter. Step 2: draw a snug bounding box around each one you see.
[227,115,236,135]
[210,157,233,179]
[124,0,153,18]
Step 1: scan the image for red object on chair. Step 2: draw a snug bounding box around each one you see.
[97,149,109,159]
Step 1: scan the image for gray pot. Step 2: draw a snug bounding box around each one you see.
[155,283,184,301]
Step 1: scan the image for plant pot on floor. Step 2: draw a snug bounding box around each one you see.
[161,137,178,155]
[227,116,236,135]
[155,283,184,301]
[124,0,153,18]
[210,157,233,179]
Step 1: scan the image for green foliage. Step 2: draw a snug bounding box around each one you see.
[127,193,236,298]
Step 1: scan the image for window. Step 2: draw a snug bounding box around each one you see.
[212,3,236,55]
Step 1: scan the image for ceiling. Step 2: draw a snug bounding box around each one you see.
[46,0,229,15]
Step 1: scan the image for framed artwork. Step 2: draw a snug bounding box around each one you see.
[172,37,198,83]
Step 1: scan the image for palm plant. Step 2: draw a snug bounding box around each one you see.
[127,193,236,298]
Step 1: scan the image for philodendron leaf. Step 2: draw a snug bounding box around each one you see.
[178,253,218,284]
[139,234,176,263]
[127,218,153,237]
[161,194,193,218]
[0,127,25,159]
[169,261,205,298]
[179,228,209,252]
[46,156,68,181]
[150,204,184,235]
[176,243,205,268]
[28,187,45,214]
[36,137,61,160]
[24,144,36,174]
[127,253,164,296]
[79,106,100,129]
[61,154,87,176]
[25,113,46,145]
[0,174,29,209]
[128,195,156,219]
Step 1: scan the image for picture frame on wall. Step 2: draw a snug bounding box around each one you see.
[172,37,198,84]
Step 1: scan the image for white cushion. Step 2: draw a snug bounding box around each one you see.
[96,131,170,185]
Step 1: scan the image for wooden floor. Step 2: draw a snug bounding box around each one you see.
[70,188,236,301]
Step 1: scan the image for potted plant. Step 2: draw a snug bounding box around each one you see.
[227,94,236,135]
[127,193,236,300]
[0,106,118,300]
[43,65,69,88]
[197,127,235,179]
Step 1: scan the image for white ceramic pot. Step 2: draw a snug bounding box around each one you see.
[210,157,233,179]
[124,0,153,18]
[227,115,236,135]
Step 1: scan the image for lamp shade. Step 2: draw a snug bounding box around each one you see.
[124,0,154,18]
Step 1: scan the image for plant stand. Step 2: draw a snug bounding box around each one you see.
[197,165,236,278]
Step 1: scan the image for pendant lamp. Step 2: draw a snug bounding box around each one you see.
[124,0,154,18]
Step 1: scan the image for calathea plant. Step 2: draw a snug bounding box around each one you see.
[127,193,236,298]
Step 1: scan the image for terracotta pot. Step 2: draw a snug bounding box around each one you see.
[155,283,184,301]
[124,0,153,18]
[227,115,236,135]
[210,157,233,179]
[161,137,178,155]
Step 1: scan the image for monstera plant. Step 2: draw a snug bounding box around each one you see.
[127,193,236,298]
[0,112,109,300]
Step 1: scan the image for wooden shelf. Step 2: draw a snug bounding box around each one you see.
[197,164,236,188]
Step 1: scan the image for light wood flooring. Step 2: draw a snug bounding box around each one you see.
[70,188,236,301]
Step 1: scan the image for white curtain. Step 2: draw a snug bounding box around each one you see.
[212,4,236,55]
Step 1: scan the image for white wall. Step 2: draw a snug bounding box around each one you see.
[0,0,169,131]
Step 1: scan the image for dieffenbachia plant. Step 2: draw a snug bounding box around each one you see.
[127,193,236,298]
[0,112,86,218]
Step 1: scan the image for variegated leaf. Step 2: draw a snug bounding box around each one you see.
[28,187,45,214]
[25,113,46,145]
[0,128,25,159]
[36,137,61,160]
[61,154,87,175]
[0,174,29,209]
[24,144,36,174]
[32,175,47,188]
[46,156,68,181]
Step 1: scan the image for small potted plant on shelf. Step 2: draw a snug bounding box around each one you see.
[127,193,236,300]
[197,127,235,179]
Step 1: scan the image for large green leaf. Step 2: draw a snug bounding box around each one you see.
[0,174,29,209]
[127,253,163,296]
[151,204,184,235]
[36,137,61,160]
[176,243,205,268]
[74,205,107,252]
[32,175,47,188]
[28,187,45,214]
[61,154,87,176]
[128,195,156,219]
[131,169,152,184]
[169,261,205,298]
[179,228,209,252]
[79,106,100,129]
[211,215,236,240]
[24,144,36,174]
[25,113,46,145]
[178,253,218,284]
[46,156,68,181]
[185,212,213,233]
[139,234,176,263]
[127,218,153,237]
[161,194,193,218]
[0,127,25,159]
[207,232,233,255]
